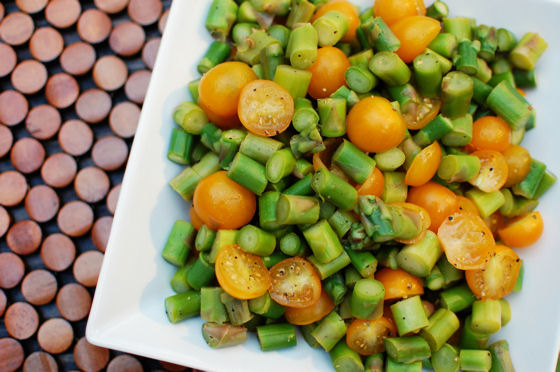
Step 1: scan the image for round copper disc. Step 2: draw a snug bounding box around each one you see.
[29,27,64,62]
[107,355,143,372]
[41,152,78,188]
[21,269,57,306]
[45,0,81,29]
[0,338,24,372]
[94,0,130,14]
[92,55,128,91]
[60,42,96,76]
[16,0,48,14]
[75,89,112,124]
[0,170,28,207]
[124,70,151,104]
[22,352,58,372]
[41,233,76,272]
[24,185,60,222]
[109,101,140,138]
[0,125,13,157]
[0,90,28,126]
[6,219,42,255]
[57,284,91,321]
[58,120,93,156]
[159,361,187,372]
[0,206,9,238]
[74,166,110,203]
[73,250,104,287]
[37,318,74,354]
[0,43,17,78]
[77,9,112,44]
[10,137,45,174]
[74,338,109,372]
[0,252,25,289]
[25,104,61,140]
[158,9,169,34]
[45,73,80,109]
[109,21,145,57]
[11,60,48,95]
[57,200,94,237]
[92,216,112,252]
[142,37,160,70]
[106,184,121,215]
[128,0,162,25]
[5,302,39,340]
[92,136,128,171]
[0,289,6,316]
[0,12,34,46]
[0,3,3,21]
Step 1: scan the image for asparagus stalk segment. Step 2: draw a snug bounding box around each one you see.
[173,101,208,135]
[488,340,515,372]
[350,278,385,319]
[420,308,460,352]
[441,71,474,119]
[303,219,344,263]
[165,291,201,323]
[312,168,358,210]
[431,343,460,372]
[459,349,493,372]
[397,230,442,277]
[167,128,194,165]
[391,296,430,336]
[311,311,347,351]
[202,322,248,348]
[510,32,548,70]
[361,16,401,52]
[162,220,196,267]
[257,323,297,351]
[330,340,365,372]
[201,287,228,324]
[286,0,316,28]
[486,80,533,130]
[369,51,411,86]
[285,23,319,69]
[277,194,320,225]
[274,64,313,99]
[313,10,349,47]
[318,97,347,137]
[198,41,232,74]
[384,336,431,364]
[227,152,268,195]
[206,0,238,40]
[426,0,449,20]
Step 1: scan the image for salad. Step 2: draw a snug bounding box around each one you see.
[161,0,555,371]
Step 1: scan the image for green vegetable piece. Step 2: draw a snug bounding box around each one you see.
[162,220,195,267]
[201,287,228,324]
[165,291,201,323]
[330,340,365,372]
[391,296,430,336]
[311,311,347,351]
[202,322,248,348]
[396,230,442,277]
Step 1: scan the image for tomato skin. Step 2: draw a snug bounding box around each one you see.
[407,181,458,232]
[198,61,257,122]
[347,96,406,153]
[238,80,294,137]
[307,47,350,99]
[215,244,271,300]
[357,167,385,197]
[189,205,204,231]
[437,211,495,270]
[193,171,256,230]
[312,0,360,42]
[346,317,396,355]
[498,211,544,248]
[374,0,426,26]
[375,268,424,301]
[403,98,441,130]
[470,116,511,152]
[284,290,334,325]
[198,98,240,129]
[456,196,479,216]
[269,257,322,308]
[312,138,351,182]
[468,150,509,193]
[465,245,521,299]
[405,141,442,187]
[391,16,441,63]
[502,145,532,187]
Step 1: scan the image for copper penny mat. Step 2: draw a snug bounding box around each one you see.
[0,1,201,371]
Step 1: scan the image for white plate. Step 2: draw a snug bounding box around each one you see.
[87,0,560,371]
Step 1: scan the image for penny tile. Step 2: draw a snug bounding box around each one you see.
[73,250,104,287]
[29,27,64,62]
[21,269,58,306]
[92,55,128,91]
[74,166,110,203]
[77,9,112,44]
[95,0,130,14]
[109,101,140,138]
[60,42,96,76]
[25,105,62,140]
[107,355,143,372]
[0,3,3,22]
[37,318,74,354]
[158,9,169,34]
[109,21,145,57]
[0,12,34,46]
[45,0,81,29]
[22,352,58,372]
[11,60,48,95]
[106,184,121,215]
[16,0,49,14]
[0,43,17,78]
[10,137,45,174]
[142,37,161,70]
[58,119,93,156]
[41,233,76,272]
[0,90,28,126]
[0,252,25,289]
[74,338,109,372]
[76,89,112,124]
[0,171,28,207]
[0,125,13,157]
[92,136,128,171]
[56,284,91,321]
[92,216,112,252]
[41,153,78,188]
[128,0,162,25]
[45,73,80,109]
[5,302,39,340]
[0,289,6,317]
[0,338,24,372]
[125,69,151,104]
[0,206,9,238]
[6,219,42,255]
[25,185,60,223]
[57,200,94,237]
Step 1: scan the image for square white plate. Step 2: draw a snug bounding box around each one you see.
[87,0,560,371]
